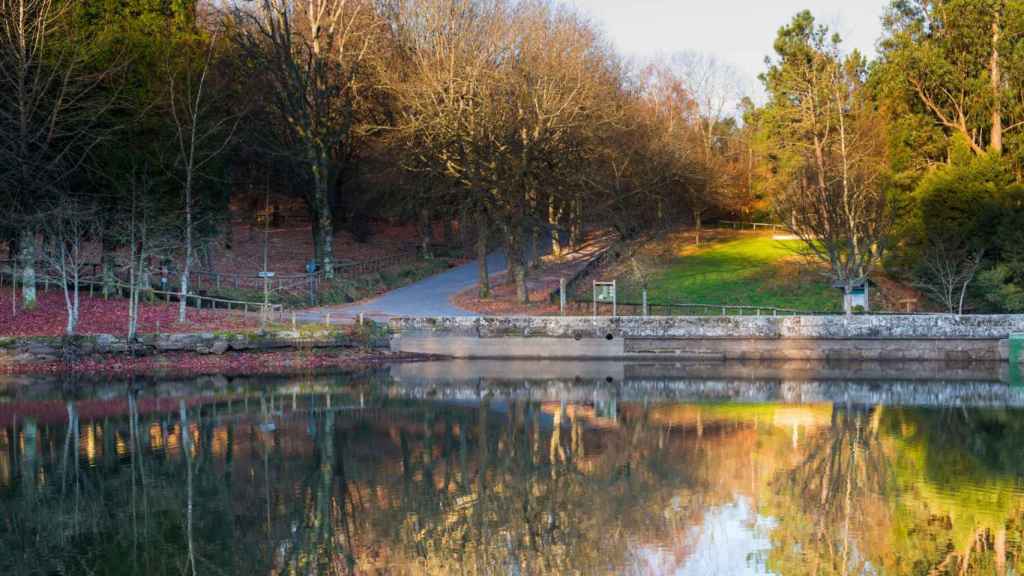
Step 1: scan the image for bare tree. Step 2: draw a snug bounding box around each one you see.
[390,0,614,303]
[916,239,985,315]
[0,0,118,309]
[35,198,100,335]
[119,170,172,340]
[225,0,380,279]
[168,32,238,323]
[671,53,742,246]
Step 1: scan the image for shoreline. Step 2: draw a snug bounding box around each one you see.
[0,347,436,380]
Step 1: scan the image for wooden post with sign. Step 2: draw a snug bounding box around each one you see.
[593,280,616,317]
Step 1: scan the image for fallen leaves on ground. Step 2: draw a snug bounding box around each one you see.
[0,291,260,337]
[452,232,613,316]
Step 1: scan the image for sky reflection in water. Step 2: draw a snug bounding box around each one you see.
[2,360,1023,575]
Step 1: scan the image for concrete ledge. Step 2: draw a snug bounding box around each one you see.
[390,316,1024,361]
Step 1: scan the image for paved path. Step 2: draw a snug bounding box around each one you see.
[296,250,509,321]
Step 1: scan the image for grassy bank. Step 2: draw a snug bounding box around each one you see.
[591,231,842,313]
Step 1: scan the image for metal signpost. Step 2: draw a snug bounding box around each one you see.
[593,280,616,317]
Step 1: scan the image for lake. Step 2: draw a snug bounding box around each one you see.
[2,360,1023,575]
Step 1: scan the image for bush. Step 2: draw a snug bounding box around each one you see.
[977,266,1024,313]
[892,153,1024,312]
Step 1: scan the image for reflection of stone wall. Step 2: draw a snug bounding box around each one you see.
[389,316,1024,361]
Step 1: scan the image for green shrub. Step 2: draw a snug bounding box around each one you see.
[977,265,1024,313]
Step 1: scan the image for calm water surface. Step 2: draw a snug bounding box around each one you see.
[2,360,1024,575]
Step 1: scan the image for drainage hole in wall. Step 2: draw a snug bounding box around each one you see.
[605,333,614,341]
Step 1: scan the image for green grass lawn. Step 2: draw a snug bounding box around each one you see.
[611,234,841,313]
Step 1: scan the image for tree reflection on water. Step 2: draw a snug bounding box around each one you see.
[1,371,1023,575]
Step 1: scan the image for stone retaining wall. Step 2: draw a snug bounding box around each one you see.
[389,315,1024,361]
[0,330,389,364]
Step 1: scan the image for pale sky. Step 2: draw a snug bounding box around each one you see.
[571,0,890,102]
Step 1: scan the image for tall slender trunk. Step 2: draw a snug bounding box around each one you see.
[476,211,490,298]
[178,199,191,323]
[60,243,80,336]
[140,256,153,302]
[530,224,541,269]
[128,251,139,339]
[991,5,1003,153]
[569,194,581,250]
[503,234,516,287]
[443,213,456,247]
[549,197,561,258]
[419,206,433,259]
[19,229,36,309]
[101,237,117,298]
[693,209,702,247]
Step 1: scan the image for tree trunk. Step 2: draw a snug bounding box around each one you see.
[419,206,433,259]
[178,270,189,322]
[315,179,335,279]
[509,230,528,304]
[64,281,79,336]
[694,210,702,247]
[991,6,1003,153]
[476,212,490,299]
[549,196,562,258]
[178,175,194,322]
[311,214,322,265]
[140,257,153,302]
[200,239,214,272]
[101,238,117,298]
[443,213,456,247]
[504,234,517,287]
[530,224,541,269]
[19,229,37,309]
[569,195,582,250]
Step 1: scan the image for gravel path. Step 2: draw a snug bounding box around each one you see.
[295,250,509,321]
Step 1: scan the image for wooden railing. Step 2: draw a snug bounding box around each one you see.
[191,270,317,294]
[0,264,284,317]
[330,251,419,278]
[717,220,787,232]
[568,299,817,317]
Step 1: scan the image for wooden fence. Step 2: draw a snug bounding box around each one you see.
[0,262,284,318]
[2,247,426,303]
[565,299,815,317]
[717,220,787,232]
